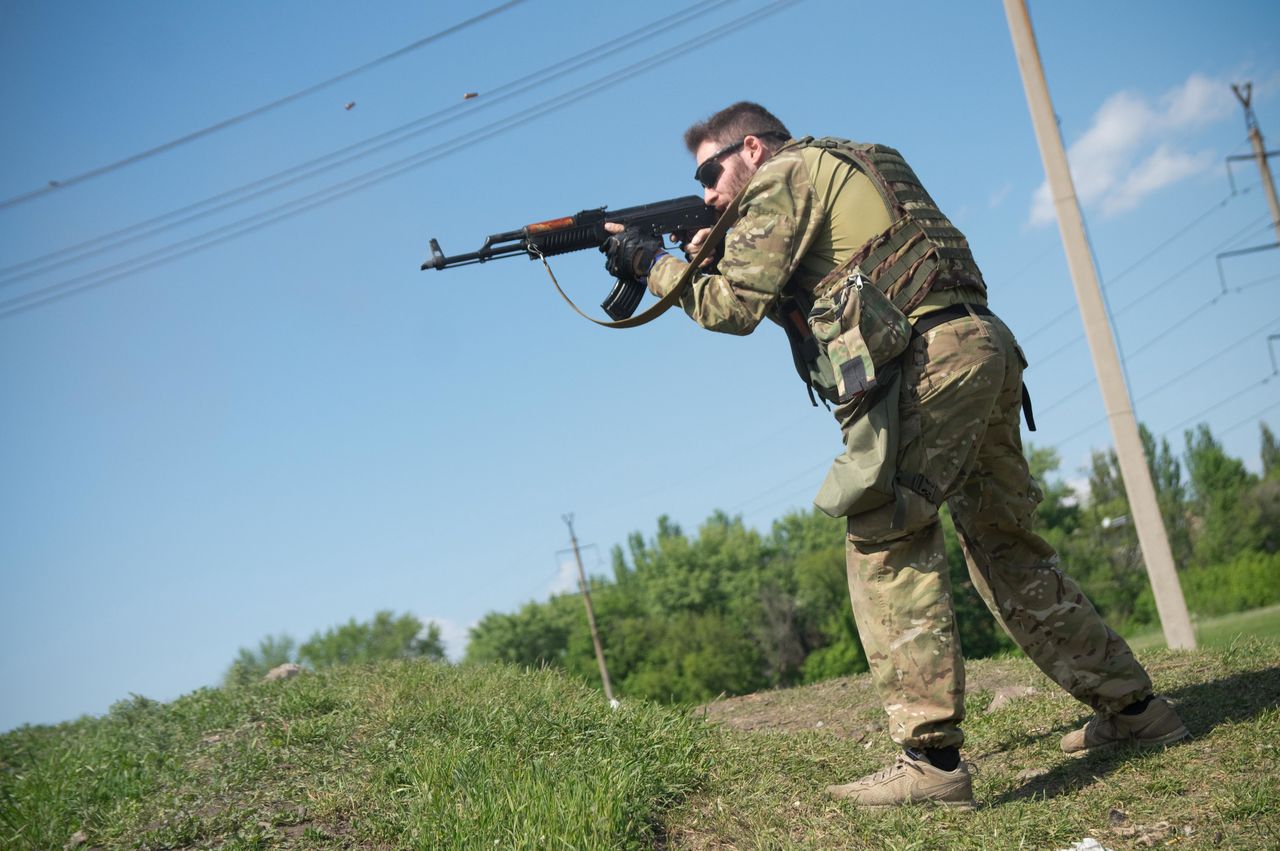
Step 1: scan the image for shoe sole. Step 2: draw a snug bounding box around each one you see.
[859,798,977,811]
[1063,726,1190,759]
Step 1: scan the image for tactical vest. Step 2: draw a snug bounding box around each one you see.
[774,137,987,404]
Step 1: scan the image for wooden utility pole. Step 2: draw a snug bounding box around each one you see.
[1231,83,1280,242]
[563,514,616,703]
[1003,0,1196,649]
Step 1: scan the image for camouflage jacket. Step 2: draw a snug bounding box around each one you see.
[646,139,984,335]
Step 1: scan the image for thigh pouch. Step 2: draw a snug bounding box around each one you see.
[809,272,929,525]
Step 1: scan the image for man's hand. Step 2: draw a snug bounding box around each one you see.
[599,225,664,280]
[675,226,718,267]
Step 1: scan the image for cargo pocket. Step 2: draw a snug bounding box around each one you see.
[814,366,903,519]
[810,272,935,527]
[834,380,942,540]
[807,271,913,405]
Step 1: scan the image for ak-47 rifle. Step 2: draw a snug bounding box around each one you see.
[420,195,716,320]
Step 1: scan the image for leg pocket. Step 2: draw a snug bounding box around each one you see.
[845,399,938,547]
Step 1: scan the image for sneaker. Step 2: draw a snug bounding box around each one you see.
[825,749,975,809]
[1060,695,1189,757]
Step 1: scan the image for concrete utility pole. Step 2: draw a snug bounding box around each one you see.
[1003,0,1196,649]
[563,514,616,703]
[1231,83,1280,242]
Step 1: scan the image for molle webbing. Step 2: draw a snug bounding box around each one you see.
[802,138,985,313]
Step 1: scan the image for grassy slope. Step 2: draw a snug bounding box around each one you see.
[1,663,706,850]
[2,634,1278,849]
[1125,603,1280,653]
[677,640,1280,850]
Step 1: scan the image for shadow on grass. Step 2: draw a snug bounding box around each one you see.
[990,665,1280,805]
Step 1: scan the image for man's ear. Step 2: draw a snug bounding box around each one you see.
[742,134,769,166]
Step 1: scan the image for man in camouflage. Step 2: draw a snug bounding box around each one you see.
[601,102,1188,809]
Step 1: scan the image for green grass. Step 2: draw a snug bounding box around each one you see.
[1124,603,1280,652]
[4,636,1279,849]
[677,640,1280,849]
[0,662,706,849]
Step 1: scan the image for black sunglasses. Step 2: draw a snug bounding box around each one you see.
[693,139,746,189]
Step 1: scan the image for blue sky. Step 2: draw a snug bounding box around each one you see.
[1,0,1277,732]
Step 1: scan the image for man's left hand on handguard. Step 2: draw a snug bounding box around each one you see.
[600,226,664,281]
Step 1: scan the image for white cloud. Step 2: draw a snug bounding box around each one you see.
[1102,145,1213,216]
[1027,73,1235,227]
[549,558,579,597]
[1065,475,1091,505]
[1029,182,1055,227]
[427,617,473,662]
[1160,73,1235,128]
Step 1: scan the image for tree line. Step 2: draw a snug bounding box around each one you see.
[227,422,1278,703]
[224,610,445,686]
[463,422,1280,703]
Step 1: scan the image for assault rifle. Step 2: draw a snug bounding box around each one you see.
[420,195,716,320]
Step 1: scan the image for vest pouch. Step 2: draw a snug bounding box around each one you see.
[813,366,903,519]
[807,272,913,405]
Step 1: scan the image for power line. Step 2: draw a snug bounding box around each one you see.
[740,479,827,525]
[1113,268,1280,371]
[1124,295,1222,360]
[597,410,818,515]
[1135,316,1280,404]
[1161,373,1275,438]
[1002,243,1058,285]
[0,0,805,319]
[1110,192,1253,288]
[1081,202,1139,409]
[987,196,1273,423]
[1028,215,1275,368]
[726,457,832,514]
[0,0,529,210]
[661,169,1279,523]
[1035,375,1097,420]
[1233,271,1280,293]
[1018,189,1251,344]
[1219,398,1280,437]
[1033,218,1277,414]
[1112,218,1274,314]
[0,0,741,287]
[740,337,1280,523]
[1034,305,1274,435]
[1039,316,1280,448]
[1038,285,1274,422]
[1045,416,1107,455]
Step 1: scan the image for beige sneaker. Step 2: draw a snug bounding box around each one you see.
[826,750,975,809]
[1060,696,1189,757]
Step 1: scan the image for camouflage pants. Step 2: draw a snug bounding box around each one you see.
[841,311,1153,750]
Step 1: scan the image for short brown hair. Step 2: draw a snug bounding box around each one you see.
[683,102,792,154]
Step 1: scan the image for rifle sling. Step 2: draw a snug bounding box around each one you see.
[537,190,743,329]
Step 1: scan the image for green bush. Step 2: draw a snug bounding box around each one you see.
[1134,549,1280,621]
[800,636,866,683]
[1183,550,1280,616]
